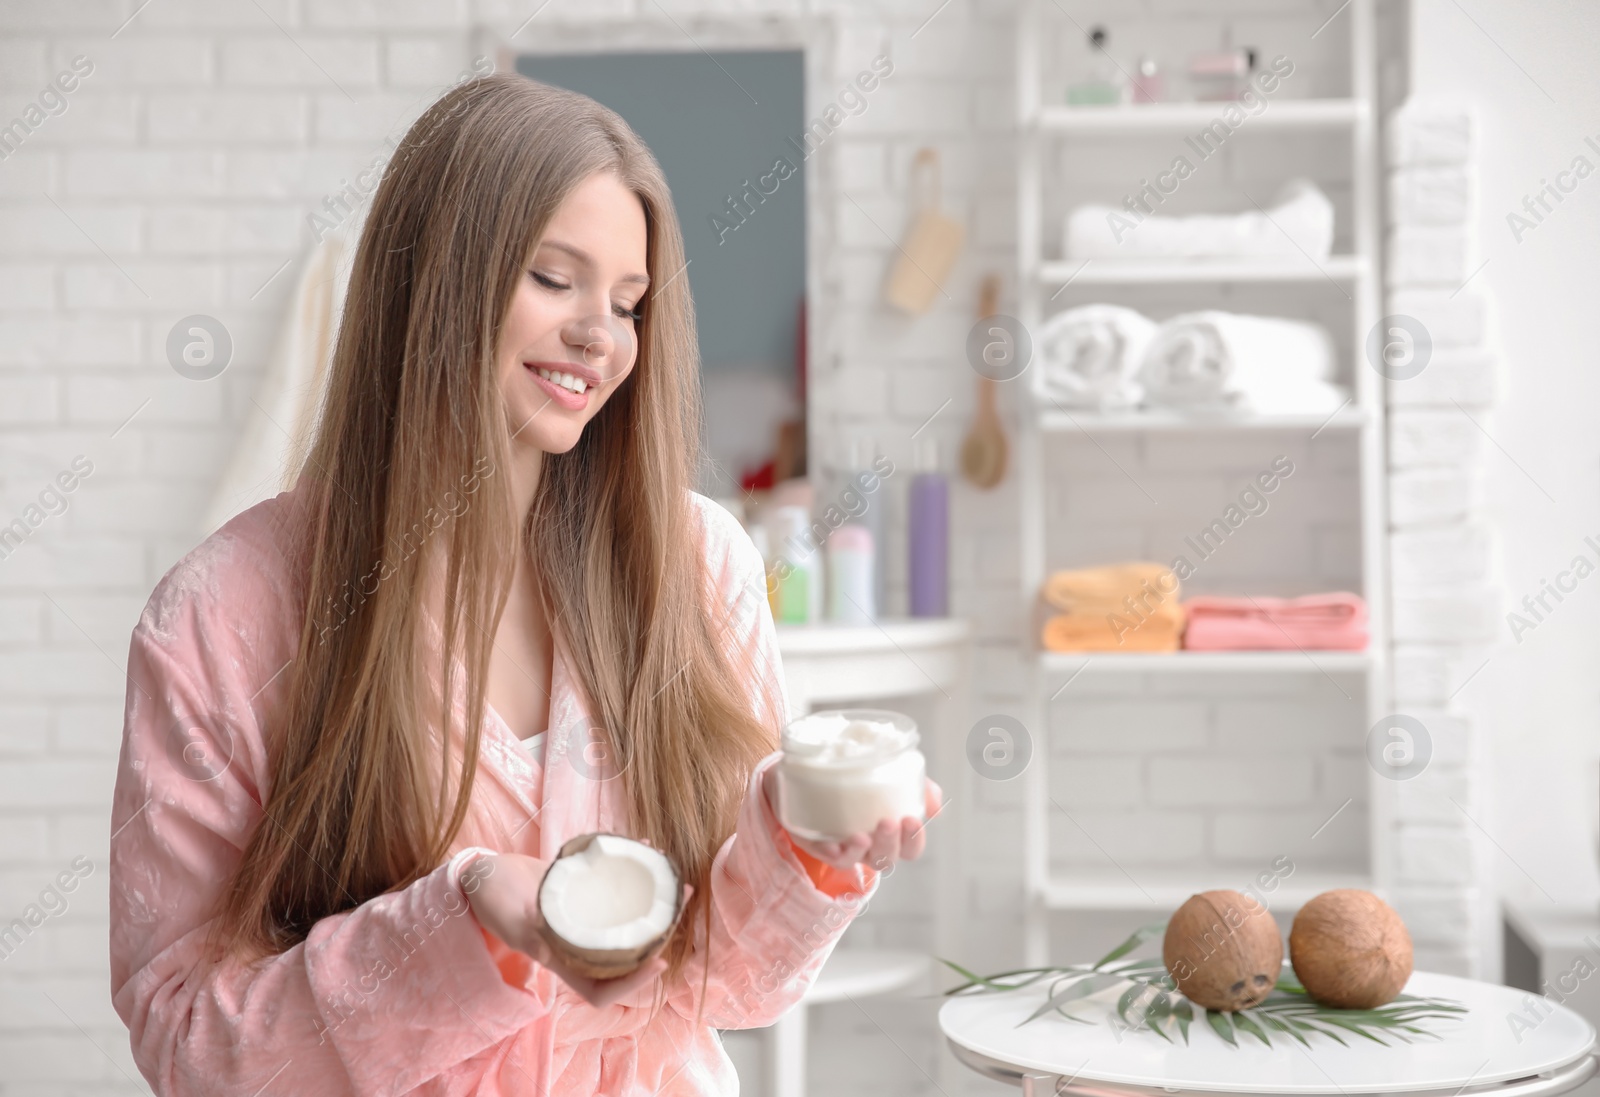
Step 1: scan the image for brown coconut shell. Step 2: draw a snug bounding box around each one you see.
[1289,889,1412,1009]
[1163,890,1283,1011]
[536,832,684,981]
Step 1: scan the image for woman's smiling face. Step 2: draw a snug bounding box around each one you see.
[497,171,649,455]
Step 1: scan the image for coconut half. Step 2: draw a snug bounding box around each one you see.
[536,833,682,981]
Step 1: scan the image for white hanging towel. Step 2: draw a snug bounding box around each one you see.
[1063,179,1335,262]
[1031,304,1156,410]
[1138,311,1347,414]
[199,228,358,537]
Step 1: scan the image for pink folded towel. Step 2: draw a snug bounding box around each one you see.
[1182,593,1368,651]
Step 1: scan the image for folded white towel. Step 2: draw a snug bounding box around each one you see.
[1064,179,1334,262]
[1139,311,1347,414]
[1032,304,1156,409]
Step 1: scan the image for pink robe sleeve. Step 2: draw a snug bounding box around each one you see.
[666,497,880,1029]
[109,530,550,1096]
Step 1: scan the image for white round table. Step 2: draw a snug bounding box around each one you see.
[762,950,931,1097]
[941,971,1596,1097]
[763,618,972,1097]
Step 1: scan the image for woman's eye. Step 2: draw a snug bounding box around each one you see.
[530,270,569,291]
[614,303,643,322]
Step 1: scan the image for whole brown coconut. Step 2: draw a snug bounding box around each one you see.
[1163,890,1283,1011]
[1289,889,1412,1009]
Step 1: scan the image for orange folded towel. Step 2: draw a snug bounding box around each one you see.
[1042,562,1181,615]
[1041,599,1186,652]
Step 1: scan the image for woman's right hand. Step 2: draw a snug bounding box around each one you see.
[463,852,671,1008]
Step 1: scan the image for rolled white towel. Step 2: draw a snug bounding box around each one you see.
[1139,311,1347,414]
[1064,179,1334,262]
[1032,304,1155,409]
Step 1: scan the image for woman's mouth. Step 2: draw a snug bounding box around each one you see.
[526,363,593,410]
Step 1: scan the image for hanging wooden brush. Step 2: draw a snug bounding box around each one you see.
[959,273,1010,489]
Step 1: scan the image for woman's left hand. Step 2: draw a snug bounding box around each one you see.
[762,770,943,873]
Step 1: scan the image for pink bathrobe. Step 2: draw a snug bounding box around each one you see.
[109,487,874,1095]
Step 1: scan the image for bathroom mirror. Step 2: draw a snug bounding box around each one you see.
[516,49,808,499]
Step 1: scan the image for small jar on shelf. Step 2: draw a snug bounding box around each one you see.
[1130,55,1165,104]
[1065,26,1121,106]
[1188,47,1258,102]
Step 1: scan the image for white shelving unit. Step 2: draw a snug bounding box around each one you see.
[1013,0,1390,965]
[1039,650,1373,675]
[1038,870,1377,913]
[1037,407,1367,432]
[1038,99,1368,133]
[1040,255,1370,285]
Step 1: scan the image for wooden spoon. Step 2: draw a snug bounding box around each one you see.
[960,274,1009,489]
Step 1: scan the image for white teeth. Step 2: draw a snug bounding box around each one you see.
[534,367,588,394]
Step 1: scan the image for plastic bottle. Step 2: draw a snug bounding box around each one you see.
[778,561,811,624]
[748,522,779,619]
[1131,56,1165,104]
[832,437,888,618]
[770,504,820,624]
[908,437,948,618]
[1067,27,1122,106]
[827,525,876,624]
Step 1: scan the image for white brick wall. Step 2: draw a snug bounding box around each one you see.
[0,3,1024,1094]
[1043,672,1371,879]
[0,0,1492,1093]
[1381,102,1499,979]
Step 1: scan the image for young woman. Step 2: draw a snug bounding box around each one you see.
[109,75,937,1095]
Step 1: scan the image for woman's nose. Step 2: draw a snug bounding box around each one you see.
[562,314,635,377]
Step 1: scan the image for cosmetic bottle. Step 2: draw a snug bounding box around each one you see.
[1067,27,1121,106]
[1131,56,1165,104]
[831,437,888,618]
[827,525,876,624]
[1189,47,1257,101]
[748,522,779,619]
[908,437,948,618]
[770,504,819,625]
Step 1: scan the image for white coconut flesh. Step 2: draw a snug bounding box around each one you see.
[539,835,678,955]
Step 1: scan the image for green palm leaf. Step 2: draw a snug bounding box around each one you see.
[1144,991,1176,1044]
[939,959,1060,994]
[1116,982,1148,1026]
[1317,1015,1392,1045]
[1232,1011,1272,1046]
[1021,972,1122,1025]
[1174,998,1193,1045]
[939,952,1466,1051]
[1262,1013,1311,1048]
[1093,923,1167,969]
[1291,1018,1348,1046]
[1206,1009,1238,1047]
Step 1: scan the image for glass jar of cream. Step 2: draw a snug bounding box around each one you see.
[776,709,926,842]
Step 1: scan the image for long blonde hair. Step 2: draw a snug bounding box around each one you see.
[212,75,781,982]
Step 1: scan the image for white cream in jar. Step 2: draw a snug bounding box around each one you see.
[776,709,926,841]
